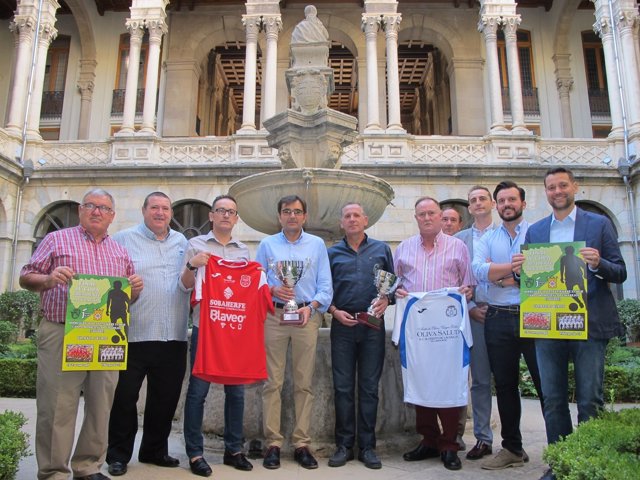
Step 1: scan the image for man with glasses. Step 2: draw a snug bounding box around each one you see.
[180,195,253,477]
[256,195,333,470]
[20,188,143,480]
[106,192,189,476]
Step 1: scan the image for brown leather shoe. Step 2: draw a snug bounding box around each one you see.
[466,440,492,460]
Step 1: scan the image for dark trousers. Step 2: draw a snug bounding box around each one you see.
[107,340,187,463]
[416,405,461,452]
[484,306,543,454]
[330,319,385,450]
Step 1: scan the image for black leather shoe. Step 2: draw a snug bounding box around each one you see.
[466,440,492,460]
[223,451,253,471]
[441,450,462,470]
[73,474,110,480]
[402,443,440,461]
[328,445,354,467]
[294,446,318,469]
[358,448,382,469]
[263,446,281,470]
[189,457,212,477]
[139,454,180,468]
[107,461,127,476]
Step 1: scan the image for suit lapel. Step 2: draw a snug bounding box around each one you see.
[573,208,588,241]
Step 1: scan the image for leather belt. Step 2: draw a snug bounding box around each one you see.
[488,304,520,314]
[274,301,309,309]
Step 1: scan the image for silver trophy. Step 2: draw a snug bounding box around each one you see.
[359,266,399,330]
[268,259,311,325]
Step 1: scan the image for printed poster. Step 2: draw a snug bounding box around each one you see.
[520,242,588,340]
[62,274,130,371]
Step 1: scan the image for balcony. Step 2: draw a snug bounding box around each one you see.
[111,88,144,116]
[40,91,64,119]
[587,88,611,117]
[501,87,540,116]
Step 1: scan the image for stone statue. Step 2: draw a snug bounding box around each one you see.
[291,5,329,44]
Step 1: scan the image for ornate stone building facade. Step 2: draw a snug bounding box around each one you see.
[1,0,639,298]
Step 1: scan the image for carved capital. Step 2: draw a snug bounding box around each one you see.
[556,78,573,95]
[145,18,168,42]
[618,10,639,31]
[382,14,402,36]
[593,17,612,38]
[126,19,145,41]
[38,22,58,45]
[10,16,37,41]
[77,79,95,96]
[478,15,500,37]
[242,15,261,41]
[502,15,521,37]
[361,14,381,36]
[263,15,282,39]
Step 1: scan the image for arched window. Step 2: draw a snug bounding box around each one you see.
[171,201,211,239]
[33,202,80,250]
[440,200,470,231]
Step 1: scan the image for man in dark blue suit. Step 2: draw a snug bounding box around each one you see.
[512,167,627,480]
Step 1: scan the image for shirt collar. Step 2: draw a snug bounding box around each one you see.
[205,230,242,247]
[279,229,305,244]
[551,205,577,225]
[472,222,495,235]
[138,222,170,241]
[77,224,109,243]
[342,233,368,250]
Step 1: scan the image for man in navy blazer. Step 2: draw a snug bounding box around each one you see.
[512,167,627,480]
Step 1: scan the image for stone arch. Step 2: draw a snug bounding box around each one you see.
[171,199,211,239]
[554,0,585,54]
[440,198,471,229]
[32,200,80,249]
[576,199,620,234]
[0,198,7,237]
[63,0,97,60]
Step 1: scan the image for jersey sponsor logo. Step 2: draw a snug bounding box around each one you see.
[223,286,233,299]
[240,275,251,288]
[210,273,222,278]
[210,309,246,324]
[224,275,235,284]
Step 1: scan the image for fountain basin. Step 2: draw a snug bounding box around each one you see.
[229,168,394,240]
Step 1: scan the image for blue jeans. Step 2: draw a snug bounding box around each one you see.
[183,327,245,457]
[330,318,385,450]
[484,306,543,454]
[535,338,608,444]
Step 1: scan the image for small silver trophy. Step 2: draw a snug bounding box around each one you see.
[268,259,311,325]
[358,265,399,330]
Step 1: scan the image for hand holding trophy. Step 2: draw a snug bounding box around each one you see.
[268,258,311,325]
[356,265,399,330]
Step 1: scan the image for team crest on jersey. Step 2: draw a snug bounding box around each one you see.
[240,275,251,287]
[446,306,458,317]
[224,286,233,299]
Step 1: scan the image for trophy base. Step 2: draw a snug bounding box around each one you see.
[280,311,304,326]
[355,312,383,331]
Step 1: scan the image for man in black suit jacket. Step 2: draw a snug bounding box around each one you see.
[512,167,627,480]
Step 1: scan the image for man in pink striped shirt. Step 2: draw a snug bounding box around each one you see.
[394,196,474,471]
[20,188,143,480]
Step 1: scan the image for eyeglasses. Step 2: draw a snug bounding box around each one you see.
[212,208,238,216]
[80,203,113,214]
[281,208,304,216]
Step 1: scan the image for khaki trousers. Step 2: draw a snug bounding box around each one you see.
[36,320,118,480]
[262,309,321,448]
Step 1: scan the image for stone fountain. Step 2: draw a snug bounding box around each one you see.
[229,5,394,239]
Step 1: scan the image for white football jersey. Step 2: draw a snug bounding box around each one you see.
[392,288,473,408]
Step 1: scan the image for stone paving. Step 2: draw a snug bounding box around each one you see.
[2,396,560,480]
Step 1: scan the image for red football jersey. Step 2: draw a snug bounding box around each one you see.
[192,256,273,384]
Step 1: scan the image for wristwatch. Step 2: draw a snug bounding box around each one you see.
[186,261,197,272]
[307,305,317,316]
[497,278,504,288]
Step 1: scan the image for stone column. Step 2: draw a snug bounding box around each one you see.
[616,7,640,134]
[77,59,97,139]
[382,13,404,132]
[362,14,382,132]
[161,60,201,137]
[478,15,507,134]
[5,17,36,135]
[503,15,529,134]
[140,19,167,135]
[239,15,261,133]
[261,15,282,124]
[553,54,574,138]
[593,15,624,137]
[26,22,57,139]
[118,20,144,136]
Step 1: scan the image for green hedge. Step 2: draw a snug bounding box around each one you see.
[543,408,640,480]
[0,359,37,398]
[0,410,30,480]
